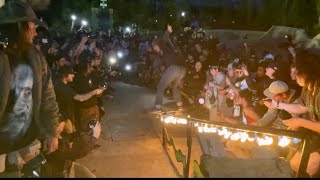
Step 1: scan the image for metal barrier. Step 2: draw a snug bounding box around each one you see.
[160,114,319,178]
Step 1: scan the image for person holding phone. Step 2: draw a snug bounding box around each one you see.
[260,81,301,127]
[54,65,105,132]
[264,49,320,177]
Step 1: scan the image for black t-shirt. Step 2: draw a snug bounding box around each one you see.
[185,70,206,96]
[54,81,77,122]
[0,58,37,154]
[161,46,185,67]
[74,74,98,109]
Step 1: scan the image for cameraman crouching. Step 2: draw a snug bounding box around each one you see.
[43,65,103,177]
[74,59,105,132]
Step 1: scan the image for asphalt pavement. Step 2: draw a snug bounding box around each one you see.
[78,81,178,178]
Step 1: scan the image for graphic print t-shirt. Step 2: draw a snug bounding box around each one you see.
[0,63,36,152]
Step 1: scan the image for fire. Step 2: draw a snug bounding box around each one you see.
[210,127,217,133]
[163,116,187,125]
[256,135,273,146]
[198,126,204,133]
[278,136,291,147]
[239,132,249,142]
[218,127,227,136]
[224,129,232,139]
[230,132,241,141]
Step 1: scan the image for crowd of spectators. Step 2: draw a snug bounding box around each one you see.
[34,27,144,177]
[1,0,320,177]
[135,24,320,177]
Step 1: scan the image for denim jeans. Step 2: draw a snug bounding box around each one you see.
[155,65,186,106]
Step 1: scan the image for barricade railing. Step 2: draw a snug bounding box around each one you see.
[160,114,319,178]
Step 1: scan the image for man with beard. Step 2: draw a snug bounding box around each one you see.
[0,0,59,176]
[74,59,106,132]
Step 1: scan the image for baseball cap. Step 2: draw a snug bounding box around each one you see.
[226,62,234,70]
[58,65,74,76]
[264,81,289,98]
[264,54,274,60]
[267,60,282,71]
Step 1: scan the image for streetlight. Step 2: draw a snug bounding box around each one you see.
[70,14,77,32]
[155,19,158,23]
[181,11,186,17]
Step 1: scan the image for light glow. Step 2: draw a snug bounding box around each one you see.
[125,64,132,71]
[71,15,77,21]
[257,135,273,146]
[117,51,123,58]
[278,136,291,148]
[160,115,302,148]
[109,57,116,64]
[81,20,88,26]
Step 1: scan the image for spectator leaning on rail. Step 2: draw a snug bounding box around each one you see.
[265,49,320,177]
[260,80,301,127]
[0,0,59,176]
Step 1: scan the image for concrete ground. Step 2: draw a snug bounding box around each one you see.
[78,82,179,178]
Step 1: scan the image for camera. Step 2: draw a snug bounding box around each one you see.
[21,154,46,178]
[88,117,97,128]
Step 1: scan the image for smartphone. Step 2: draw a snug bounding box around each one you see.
[42,39,48,44]
[255,99,272,103]
[88,118,97,128]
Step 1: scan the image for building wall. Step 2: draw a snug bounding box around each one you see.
[27,0,51,11]
[0,0,5,8]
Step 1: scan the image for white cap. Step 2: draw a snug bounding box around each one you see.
[264,54,274,60]
[264,81,289,98]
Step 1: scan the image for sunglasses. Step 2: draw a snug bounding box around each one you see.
[235,70,243,74]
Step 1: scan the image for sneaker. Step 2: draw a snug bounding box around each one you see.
[150,105,164,115]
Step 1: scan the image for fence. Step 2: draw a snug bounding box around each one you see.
[160,114,319,178]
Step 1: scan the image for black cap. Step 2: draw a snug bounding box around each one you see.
[58,65,74,76]
[268,61,280,71]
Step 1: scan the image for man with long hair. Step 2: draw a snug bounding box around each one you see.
[265,49,320,177]
[0,0,59,176]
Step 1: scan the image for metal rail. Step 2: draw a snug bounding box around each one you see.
[161,114,318,178]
